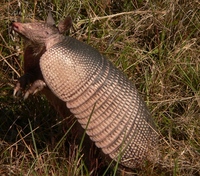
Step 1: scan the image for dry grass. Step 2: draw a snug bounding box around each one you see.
[0,0,200,175]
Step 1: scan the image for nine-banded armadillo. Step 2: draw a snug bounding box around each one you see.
[12,13,158,169]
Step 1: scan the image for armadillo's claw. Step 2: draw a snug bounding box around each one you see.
[24,92,31,100]
[13,81,24,97]
[24,80,46,100]
[13,82,22,97]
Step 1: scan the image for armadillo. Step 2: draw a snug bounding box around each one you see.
[12,13,158,169]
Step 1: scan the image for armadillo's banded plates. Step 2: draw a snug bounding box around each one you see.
[40,36,158,168]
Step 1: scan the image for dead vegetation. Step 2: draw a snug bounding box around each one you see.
[0,0,199,175]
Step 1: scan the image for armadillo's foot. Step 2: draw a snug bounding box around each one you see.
[24,80,46,99]
[13,74,31,97]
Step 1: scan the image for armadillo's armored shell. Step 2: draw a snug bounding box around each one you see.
[40,37,157,168]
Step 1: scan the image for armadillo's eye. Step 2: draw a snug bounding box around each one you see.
[44,31,49,35]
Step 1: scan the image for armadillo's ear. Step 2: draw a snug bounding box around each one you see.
[46,11,55,26]
[58,16,72,34]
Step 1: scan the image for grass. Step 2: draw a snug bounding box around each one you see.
[0,0,200,175]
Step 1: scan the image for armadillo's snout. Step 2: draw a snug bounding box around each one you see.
[12,22,20,31]
[12,22,26,34]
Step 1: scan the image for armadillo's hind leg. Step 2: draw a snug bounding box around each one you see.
[24,80,46,99]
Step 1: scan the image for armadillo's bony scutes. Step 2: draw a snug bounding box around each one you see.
[12,15,158,169]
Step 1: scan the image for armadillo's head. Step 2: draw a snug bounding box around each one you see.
[12,21,60,46]
[12,13,72,49]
